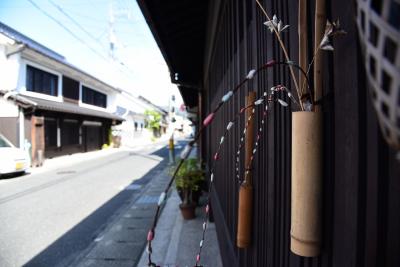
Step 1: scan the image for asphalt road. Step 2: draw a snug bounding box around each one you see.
[0,141,180,267]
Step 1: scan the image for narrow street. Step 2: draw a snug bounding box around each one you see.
[0,141,182,267]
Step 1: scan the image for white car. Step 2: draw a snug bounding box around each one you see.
[0,134,31,176]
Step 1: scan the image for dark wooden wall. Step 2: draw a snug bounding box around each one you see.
[202,0,400,266]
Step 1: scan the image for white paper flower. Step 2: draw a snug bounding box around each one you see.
[278,99,288,107]
[320,35,334,51]
[254,99,264,105]
[303,100,313,111]
[278,20,289,33]
[264,15,289,34]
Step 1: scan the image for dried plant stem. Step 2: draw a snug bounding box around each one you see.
[302,45,320,96]
[314,0,326,111]
[255,0,304,111]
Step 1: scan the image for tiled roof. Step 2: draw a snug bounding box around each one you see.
[23,95,124,121]
[0,21,64,61]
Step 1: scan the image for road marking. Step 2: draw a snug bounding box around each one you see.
[125,184,142,190]
[94,236,103,242]
[136,195,159,204]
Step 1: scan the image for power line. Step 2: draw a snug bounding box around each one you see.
[27,0,109,62]
[49,0,138,78]
[26,0,138,86]
[48,0,107,52]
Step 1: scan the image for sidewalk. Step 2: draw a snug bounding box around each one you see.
[29,134,171,176]
[136,191,222,267]
[72,143,222,267]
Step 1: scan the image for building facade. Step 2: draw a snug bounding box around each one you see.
[138,1,400,267]
[113,91,151,147]
[0,22,123,162]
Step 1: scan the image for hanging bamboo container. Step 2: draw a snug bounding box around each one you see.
[237,182,253,247]
[237,92,256,248]
[290,111,322,257]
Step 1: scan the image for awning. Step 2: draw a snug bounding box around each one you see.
[23,95,124,121]
[136,0,208,108]
[0,90,37,108]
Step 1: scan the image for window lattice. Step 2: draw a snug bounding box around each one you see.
[356,0,400,149]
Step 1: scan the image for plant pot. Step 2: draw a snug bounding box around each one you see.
[179,203,196,220]
[291,111,322,257]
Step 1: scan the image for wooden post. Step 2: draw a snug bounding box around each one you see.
[237,91,256,248]
[314,0,326,111]
[31,116,44,167]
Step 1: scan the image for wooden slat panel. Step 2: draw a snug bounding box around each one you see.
[200,1,400,267]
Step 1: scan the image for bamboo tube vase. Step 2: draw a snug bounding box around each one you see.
[290,111,322,257]
[237,183,253,247]
[237,92,256,248]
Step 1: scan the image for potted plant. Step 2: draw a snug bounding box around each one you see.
[174,158,204,220]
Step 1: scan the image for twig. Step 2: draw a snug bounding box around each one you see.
[255,0,304,111]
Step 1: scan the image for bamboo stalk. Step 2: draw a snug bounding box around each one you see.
[299,0,308,98]
[245,92,256,184]
[314,0,326,112]
[291,111,322,256]
[237,91,256,248]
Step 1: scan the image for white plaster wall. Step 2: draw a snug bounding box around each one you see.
[0,44,21,91]
[0,98,18,117]
[107,92,117,113]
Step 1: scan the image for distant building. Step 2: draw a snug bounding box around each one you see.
[112,91,153,147]
[137,95,169,136]
[0,22,123,164]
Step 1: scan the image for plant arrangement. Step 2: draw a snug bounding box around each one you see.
[256,0,346,257]
[173,158,205,219]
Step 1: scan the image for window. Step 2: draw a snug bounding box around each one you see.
[62,76,79,100]
[26,65,58,96]
[82,86,107,108]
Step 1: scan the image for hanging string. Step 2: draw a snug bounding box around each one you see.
[145,60,278,267]
[195,85,296,266]
[194,95,266,267]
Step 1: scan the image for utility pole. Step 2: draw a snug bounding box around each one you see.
[108,0,132,62]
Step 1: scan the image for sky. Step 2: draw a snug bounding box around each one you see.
[0,0,183,107]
